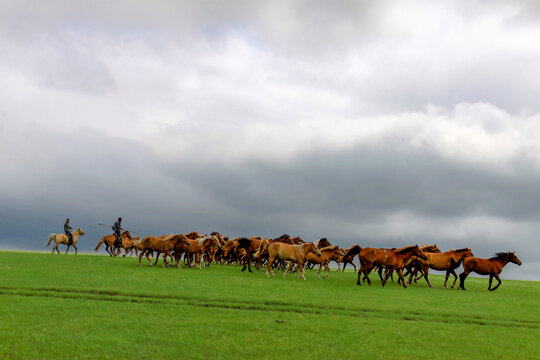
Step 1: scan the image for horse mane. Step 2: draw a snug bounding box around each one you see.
[344,245,362,257]
[452,248,471,253]
[396,245,419,254]
[274,234,290,240]
[320,245,338,252]
[490,252,514,260]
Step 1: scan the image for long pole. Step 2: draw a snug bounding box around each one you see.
[97,223,151,237]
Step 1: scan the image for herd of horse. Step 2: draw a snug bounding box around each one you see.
[46,228,522,291]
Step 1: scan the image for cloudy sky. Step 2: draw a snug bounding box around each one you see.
[1,1,539,280]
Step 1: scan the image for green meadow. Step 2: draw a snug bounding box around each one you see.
[0,251,538,359]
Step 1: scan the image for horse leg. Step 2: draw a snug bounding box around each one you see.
[488,274,493,290]
[443,271,451,288]
[324,263,331,279]
[73,244,78,255]
[490,273,502,291]
[450,270,458,288]
[378,267,384,282]
[381,268,391,287]
[163,251,173,267]
[138,250,145,266]
[398,269,407,288]
[423,270,432,287]
[146,251,154,266]
[299,261,307,280]
[406,269,414,286]
[266,256,273,277]
[51,242,57,255]
[65,245,70,254]
[458,270,470,290]
[356,264,364,285]
[283,262,294,278]
[317,263,323,280]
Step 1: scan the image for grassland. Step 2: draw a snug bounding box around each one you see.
[0,251,538,359]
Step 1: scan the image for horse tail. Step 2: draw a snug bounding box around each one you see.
[253,239,269,258]
[94,236,106,252]
[345,245,362,258]
[46,234,55,248]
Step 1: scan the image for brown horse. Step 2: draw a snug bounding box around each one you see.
[358,245,427,288]
[304,246,346,279]
[138,234,190,267]
[255,239,322,280]
[119,236,140,257]
[305,238,333,270]
[407,248,474,288]
[176,236,222,269]
[458,252,521,291]
[94,231,132,257]
[46,228,85,255]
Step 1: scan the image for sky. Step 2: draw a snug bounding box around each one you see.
[0,1,539,280]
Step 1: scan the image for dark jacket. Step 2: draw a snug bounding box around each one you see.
[64,222,73,233]
[112,221,122,233]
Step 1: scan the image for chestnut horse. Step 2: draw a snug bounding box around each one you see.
[46,228,85,255]
[138,234,190,267]
[407,248,474,288]
[358,245,427,288]
[304,245,346,279]
[94,231,132,257]
[176,236,222,269]
[255,239,322,280]
[458,252,521,291]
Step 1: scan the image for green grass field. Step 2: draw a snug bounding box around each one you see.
[0,251,538,359]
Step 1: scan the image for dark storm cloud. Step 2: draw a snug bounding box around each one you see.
[1,125,538,280]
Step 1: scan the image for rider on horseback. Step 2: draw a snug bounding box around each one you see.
[64,218,73,245]
[112,217,124,247]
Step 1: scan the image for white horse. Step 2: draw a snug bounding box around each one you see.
[46,228,85,255]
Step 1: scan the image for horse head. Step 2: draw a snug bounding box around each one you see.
[305,243,322,257]
[510,251,522,266]
[413,245,427,260]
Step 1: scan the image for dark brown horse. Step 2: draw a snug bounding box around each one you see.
[340,245,362,272]
[458,252,521,291]
[234,237,263,272]
[407,248,474,288]
[358,245,427,288]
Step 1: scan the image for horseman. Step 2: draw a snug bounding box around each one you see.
[112,217,124,247]
[64,218,73,245]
